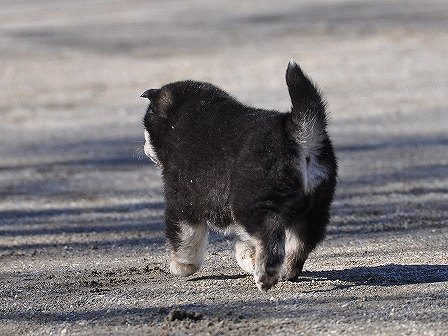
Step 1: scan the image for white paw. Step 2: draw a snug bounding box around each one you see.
[169,260,200,277]
[254,266,280,292]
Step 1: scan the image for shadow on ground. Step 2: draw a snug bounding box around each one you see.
[186,264,448,287]
[301,264,448,286]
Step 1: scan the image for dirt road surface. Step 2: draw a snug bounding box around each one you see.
[1,1,447,335]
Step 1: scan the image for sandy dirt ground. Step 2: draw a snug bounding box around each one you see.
[1,0,447,335]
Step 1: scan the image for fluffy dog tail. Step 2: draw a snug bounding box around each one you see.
[286,59,328,142]
[286,59,330,193]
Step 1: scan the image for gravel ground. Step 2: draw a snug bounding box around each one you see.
[1,0,447,335]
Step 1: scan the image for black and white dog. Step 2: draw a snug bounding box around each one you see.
[141,60,337,291]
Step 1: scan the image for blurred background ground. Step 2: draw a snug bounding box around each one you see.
[0,0,447,335]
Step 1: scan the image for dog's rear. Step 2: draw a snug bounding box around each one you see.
[142,60,337,291]
[231,60,337,290]
[280,60,337,284]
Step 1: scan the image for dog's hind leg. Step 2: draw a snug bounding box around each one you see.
[237,212,286,291]
[166,218,208,277]
[280,226,309,281]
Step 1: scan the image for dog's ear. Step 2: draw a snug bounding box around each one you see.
[141,89,160,104]
[141,88,173,118]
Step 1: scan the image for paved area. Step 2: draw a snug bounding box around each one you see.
[1,0,447,335]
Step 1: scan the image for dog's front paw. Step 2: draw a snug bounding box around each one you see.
[169,259,200,277]
[254,266,280,292]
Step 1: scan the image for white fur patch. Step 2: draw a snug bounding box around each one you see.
[170,223,208,277]
[235,239,255,274]
[300,151,328,194]
[284,227,305,269]
[297,119,329,194]
[144,130,160,165]
[280,227,307,280]
[285,227,304,258]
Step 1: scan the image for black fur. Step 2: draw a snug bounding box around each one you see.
[142,60,337,291]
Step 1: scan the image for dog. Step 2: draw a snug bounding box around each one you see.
[141,60,337,291]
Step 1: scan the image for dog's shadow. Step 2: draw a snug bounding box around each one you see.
[187,274,248,282]
[299,264,448,287]
[187,264,448,287]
